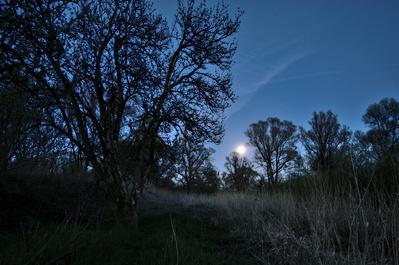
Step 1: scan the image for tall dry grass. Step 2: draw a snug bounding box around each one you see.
[150,187,399,265]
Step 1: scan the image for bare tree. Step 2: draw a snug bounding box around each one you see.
[0,0,241,224]
[223,152,257,191]
[300,111,351,171]
[351,130,376,168]
[173,135,214,192]
[362,98,399,161]
[246,117,301,185]
[197,162,220,193]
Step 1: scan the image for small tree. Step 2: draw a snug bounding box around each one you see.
[300,111,351,172]
[361,98,399,194]
[173,135,214,192]
[246,117,301,185]
[223,152,257,192]
[362,98,399,161]
[195,162,220,193]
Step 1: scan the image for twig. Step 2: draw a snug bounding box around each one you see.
[169,214,179,265]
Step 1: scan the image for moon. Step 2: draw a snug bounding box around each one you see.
[236,144,247,156]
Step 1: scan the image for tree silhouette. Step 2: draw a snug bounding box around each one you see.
[300,111,351,172]
[246,117,301,185]
[223,152,257,191]
[362,98,399,161]
[173,135,214,192]
[0,0,241,223]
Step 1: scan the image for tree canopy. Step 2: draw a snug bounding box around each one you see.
[0,0,242,222]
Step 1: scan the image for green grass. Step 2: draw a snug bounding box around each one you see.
[0,204,254,265]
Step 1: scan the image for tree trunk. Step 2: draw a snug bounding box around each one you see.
[113,173,138,228]
[97,150,139,229]
[115,189,138,229]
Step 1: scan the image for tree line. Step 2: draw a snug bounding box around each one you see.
[221,98,399,196]
[128,97,399,197]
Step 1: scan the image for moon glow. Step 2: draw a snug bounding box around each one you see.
[236,144,247,156]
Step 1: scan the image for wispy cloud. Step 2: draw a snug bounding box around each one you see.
[237,38,302,68]
[226,51,311,118]
[254,52,310,88]
[271,69,343,84]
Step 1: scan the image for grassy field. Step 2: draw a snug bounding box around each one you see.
[1,176,398,265]
[0,181,255,265]
[0,212,253,265]
[149,188,399,265]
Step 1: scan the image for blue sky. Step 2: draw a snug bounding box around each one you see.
[153,0,399,171]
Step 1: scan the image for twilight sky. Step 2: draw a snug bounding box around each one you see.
[153,0,399,171]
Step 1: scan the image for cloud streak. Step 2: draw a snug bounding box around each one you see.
[254,52,309,88]
[270,69,343,84]
[227,51,311,118]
